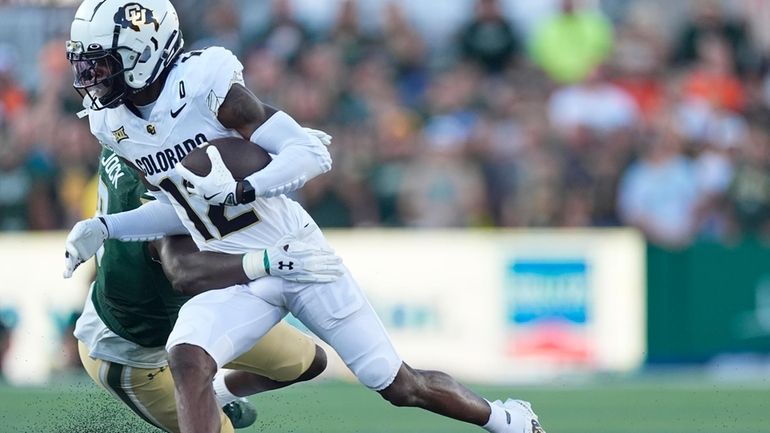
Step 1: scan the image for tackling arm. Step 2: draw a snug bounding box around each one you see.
[154,235,249,295]
[154,223,345,296]
[101,158,187,241]
[63,200,189,278]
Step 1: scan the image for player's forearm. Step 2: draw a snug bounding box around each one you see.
[217,84,332,199]
[243,111,332,198]
[155,236,249,295]
[102,200,188,241]
[243,143,330,198]
[156,226,344,294]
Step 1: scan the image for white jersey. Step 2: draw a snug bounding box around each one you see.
[87,47,313,253]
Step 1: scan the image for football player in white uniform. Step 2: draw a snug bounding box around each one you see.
[62,1,545,433]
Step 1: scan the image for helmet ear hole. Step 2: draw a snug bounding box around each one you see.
[138,46,152,63]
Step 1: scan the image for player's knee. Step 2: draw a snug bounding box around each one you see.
[286,344,326,383]
[168,344,216,383]
[300,345,327,382]
[353,356,400,392]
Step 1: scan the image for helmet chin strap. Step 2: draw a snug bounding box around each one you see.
[145,29,181,89]
[126,64,174,107]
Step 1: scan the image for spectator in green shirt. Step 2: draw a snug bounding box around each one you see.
[530,0,613,84]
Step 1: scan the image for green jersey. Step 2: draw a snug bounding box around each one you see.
[92,147,190,348]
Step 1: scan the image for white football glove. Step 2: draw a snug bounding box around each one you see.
[243,224,343,283]
[303,127,332,146]
[63,217,109,278]
[177,128,331,206]
[175,146,241,206]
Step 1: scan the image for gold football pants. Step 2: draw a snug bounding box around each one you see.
[78,321,316,433]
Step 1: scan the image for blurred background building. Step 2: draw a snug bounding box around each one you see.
[1,0,769,412]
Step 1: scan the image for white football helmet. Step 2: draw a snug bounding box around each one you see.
[66,0,183,110]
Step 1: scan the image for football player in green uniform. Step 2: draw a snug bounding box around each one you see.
[74,147,331,433]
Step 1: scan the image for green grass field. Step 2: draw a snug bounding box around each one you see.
[0,374,768,433]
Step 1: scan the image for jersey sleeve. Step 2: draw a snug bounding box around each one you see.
[188,47,245,118]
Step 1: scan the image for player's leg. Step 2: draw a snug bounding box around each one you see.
[221,320,327,397]
[167,344,220,433]
[78,341,235,433]
[165,281,287,433]
[379,362,491,423]
[201,320,325,428]
[378,364,544,433]
[287,270,544,433]
[221,347,324,395]
[211,322,326,427]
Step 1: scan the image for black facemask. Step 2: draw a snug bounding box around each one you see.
[68,49,127,110]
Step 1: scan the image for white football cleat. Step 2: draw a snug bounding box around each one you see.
[490,399,546,433]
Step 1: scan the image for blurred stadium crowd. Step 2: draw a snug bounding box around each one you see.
[2,0,770,248]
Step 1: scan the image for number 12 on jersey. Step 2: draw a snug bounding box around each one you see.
[159,178,260,240]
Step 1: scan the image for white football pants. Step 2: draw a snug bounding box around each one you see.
[166,266,403,391]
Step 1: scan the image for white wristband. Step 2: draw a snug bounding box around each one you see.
[242,250,268,280]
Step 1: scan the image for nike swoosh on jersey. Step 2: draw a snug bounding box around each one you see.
[170,103,188,118]
[203,192,221,201]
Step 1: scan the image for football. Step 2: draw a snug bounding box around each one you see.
[180,136,272,180]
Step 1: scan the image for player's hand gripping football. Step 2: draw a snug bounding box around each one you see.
[176,128,332,206]
[176,145,241,205]
[63,217,109,278]
[302,127,332,147]
[243,223,344,283]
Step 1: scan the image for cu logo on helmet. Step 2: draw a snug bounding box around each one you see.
[114,3,159,32]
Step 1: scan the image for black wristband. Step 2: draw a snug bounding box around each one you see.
[239,180,256,204]
[97,216,110,237]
